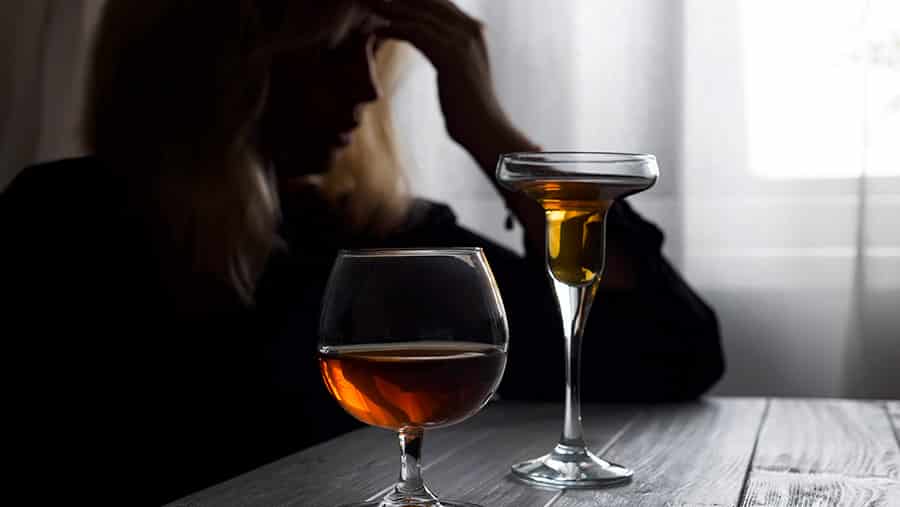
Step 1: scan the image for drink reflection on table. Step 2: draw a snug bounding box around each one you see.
[3,0,724,504]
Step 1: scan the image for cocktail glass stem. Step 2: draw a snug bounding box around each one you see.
[555,280,597,449]
[509,277,632,489]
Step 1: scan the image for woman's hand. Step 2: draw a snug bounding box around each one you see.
[363,0,546,253]
[362,0,520,158]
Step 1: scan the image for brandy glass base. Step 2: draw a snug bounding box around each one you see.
[335,455,483,506]
[511,443,633,489]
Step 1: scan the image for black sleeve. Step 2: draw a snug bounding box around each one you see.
[392,200,724,402]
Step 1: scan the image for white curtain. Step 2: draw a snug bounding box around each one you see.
[396,0,900,398]
[3,0,897,398]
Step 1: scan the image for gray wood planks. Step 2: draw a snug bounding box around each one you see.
[169,398,900,507]
[556,398,768,507]
[166,424,394,506]
[740,399,900,507]
[741,470,900,506]
[167,402,507,506]
[167,402,638,507]
[426,403,639,507]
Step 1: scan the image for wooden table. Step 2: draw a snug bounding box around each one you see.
[170,398,900,506]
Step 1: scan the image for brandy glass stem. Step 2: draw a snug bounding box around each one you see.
[380,427,440,505]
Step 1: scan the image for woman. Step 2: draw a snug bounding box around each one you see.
[2,0,723,503]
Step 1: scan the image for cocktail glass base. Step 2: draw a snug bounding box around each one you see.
[511,443,633,489]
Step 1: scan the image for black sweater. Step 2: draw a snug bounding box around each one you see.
[2,157,723,504]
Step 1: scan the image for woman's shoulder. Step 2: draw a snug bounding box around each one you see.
[1,156,135,262]
[385,198,526,265]
[3,156,109,199]
[2,156,124,221]
[398,198,458,232]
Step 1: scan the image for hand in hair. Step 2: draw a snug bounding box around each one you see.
[363,0,545,250]
[363,0,512,153]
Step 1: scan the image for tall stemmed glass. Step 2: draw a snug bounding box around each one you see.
[319,248,509,507]
[497,152,658,488]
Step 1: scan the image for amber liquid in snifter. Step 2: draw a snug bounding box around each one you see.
[319,342,507,430]
[516,177,653,286]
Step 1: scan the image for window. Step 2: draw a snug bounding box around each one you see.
[741,0,900,180]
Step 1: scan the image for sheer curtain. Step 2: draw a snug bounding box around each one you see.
[396,0,900,398]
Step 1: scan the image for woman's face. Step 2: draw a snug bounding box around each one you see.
[262,6,383,177]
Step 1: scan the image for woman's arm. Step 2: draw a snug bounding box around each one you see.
[388,206,725,401]
[488,207,725,402]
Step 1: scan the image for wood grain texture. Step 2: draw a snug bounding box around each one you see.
[427,403,638,507]
[167,402,638,507]
[741,470,900,506]
[166,425,392,506]
[167,402,509,507]
[556,398,768,507]
[889,402,900,447]
[169,398,900,507]
[750,399,899,479]
[740,399,900,507]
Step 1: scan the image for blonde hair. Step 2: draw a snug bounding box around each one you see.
[84,0,408,306]
[326,41,409,234]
